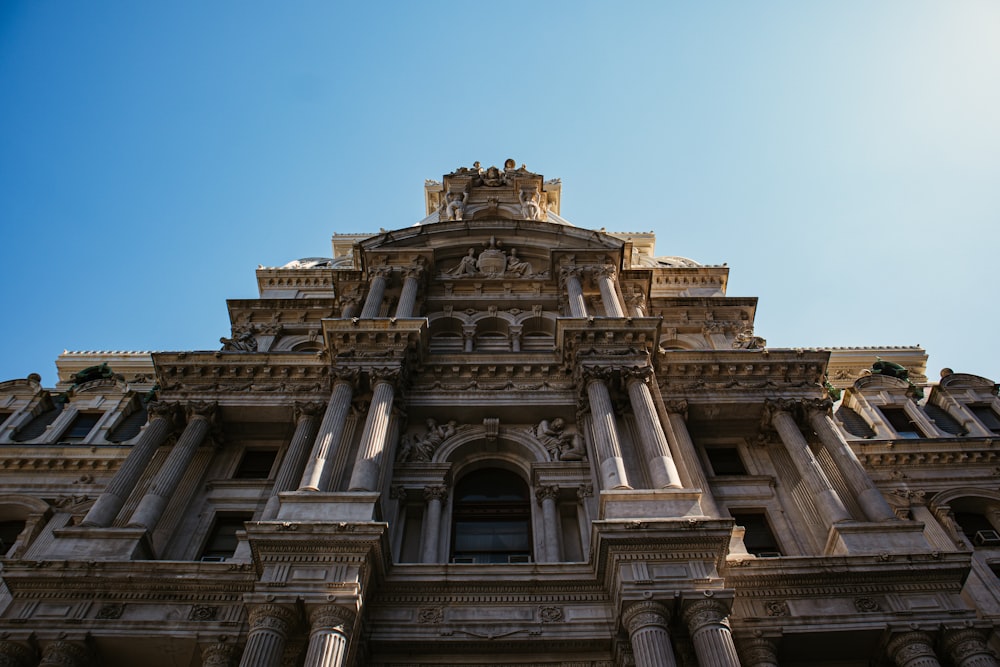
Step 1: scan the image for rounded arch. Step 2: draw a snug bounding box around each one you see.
[271,335,323,352]
[434,425,550,467]
[930,487,1000,511]
[0,494,50,520]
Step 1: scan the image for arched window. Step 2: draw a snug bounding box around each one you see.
[451,468,532,564]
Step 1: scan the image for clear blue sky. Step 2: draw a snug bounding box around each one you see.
[2,2,998,387]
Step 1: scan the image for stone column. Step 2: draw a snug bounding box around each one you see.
[0,641,34,667]
[622,601,678,667]
[202,639,241,667]
[421,485,447,564]
[127,401,217,532]
[339,297,359,319]
[942,627,1000,667]
[348,368,399,492]
[299,372,357,492]
[510,325,523,352]
[683,599,741,667]
[887,631,942,667]
[38,641,91,667]
[625,367,682,489]
[767,400,851,526]
[303,605,354,667]
[536,485,561,562]
[359,268,391,319]
[261,402,323,519]
[561,268,588,317]
[583,367,630,489]
[394,266,423,318]
[462,324,476,353]
[806,400,897,522]
[661,400,721,517]
[738,635,779,667]
[81,401,177,527]
[595,266,626,317]
[239,604,298,667]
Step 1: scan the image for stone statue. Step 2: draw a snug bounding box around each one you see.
[482,165,504,186]
[533,418,587,461]
[444,191,468,221]
[505,248,533,277]
[220,325,258,352]
[399,418,458,462]
[732,328,766,350]
[447,248,479,276]
[519,189,542,221]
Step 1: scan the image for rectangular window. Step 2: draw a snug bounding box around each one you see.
[233,449,278,479]
[200,513,252,561]
[62,412,102,442]
[971,405,1000,434]
[731,511,781,556]
[705,446,748,475]
[878,407,924,438]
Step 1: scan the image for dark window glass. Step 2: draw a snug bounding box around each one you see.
[731,511,781,556]
[954,512,996,544]
[0,412,11,429]
[452,469,532,564]
[234,450,277,479]
[0,520,25,556]
[62,412,102,442]
[879,407,924,438]
[108,405,148,443]
[971,406,1000,434]
[706,447,748,475]
[12,402,63,442]
[200,513,252,561]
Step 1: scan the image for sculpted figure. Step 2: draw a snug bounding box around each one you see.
[534,418,587,461]
[220,325,258,352]
[505,248,533,277]
[519,189,542,220]
[444,191,468,221]
[404,418,458,462]
[447,248,479,276]
[482,165,504,186]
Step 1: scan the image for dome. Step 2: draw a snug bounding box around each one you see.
[281,257,335,269]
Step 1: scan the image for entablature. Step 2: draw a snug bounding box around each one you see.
[655,349,829,393]
[153,351,332,398]
[322,317,427,363]
[556,317,661,369]
[255,266,336,298]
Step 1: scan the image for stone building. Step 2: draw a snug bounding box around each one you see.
[0,161,998,666]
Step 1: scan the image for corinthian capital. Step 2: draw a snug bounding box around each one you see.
[622,600,670,635]
[185,401,219,422]
[309,604,355,634]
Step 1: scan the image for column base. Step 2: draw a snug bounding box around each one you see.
[47,526,152,560]
[824,520,932,555]
[599,489,708,520]
[276,491,382,522]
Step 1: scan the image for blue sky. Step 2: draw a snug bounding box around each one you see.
[2,2,998,386]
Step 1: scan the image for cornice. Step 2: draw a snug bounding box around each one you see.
[656,349,828,392]
[153,352,332,396]
[853,438,1000,467]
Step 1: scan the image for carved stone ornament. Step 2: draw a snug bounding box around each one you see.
[95,603,125,620]
[38,640,92,667]
[293,401,325,422]
[247,604,298,636]
[683,599,733,632]
[397,418,457,463]
[417,607,444,624]
[535,485,560,503]
[189,605,219,621]
[219,324,258,352]
[309,604,355,634]
[887,631,938,665]
[0,640,35,667]
[201,638,241,667]
[763,600,788,617]
[942,627,995,664]
[738,636,779,666]
[853,597,881,613]
[424,485,448,502]
[622,601,670,634]
[538,605,564,623]
[531,418,587,461]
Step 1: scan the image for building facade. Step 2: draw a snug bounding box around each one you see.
[0,161,998,666]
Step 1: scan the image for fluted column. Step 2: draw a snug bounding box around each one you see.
[38,641,91,667]
[942,627,1000,667]
[806,400,897,522]
[299,372,357,491]
[683,599,741,667]
[261,402,323,519]
[127,401,216,532]
[887,631,942,667]
[623,601,678,667]
[0,641,34,667]
[583,368,630,489]
[394,266,423,318]
[303,605,354,667]
[202,639,241,667]
[360,268,391,318]
[339,297,359,319]
[662,400,721,517]
[536,485,561,562]
[421,485,447,564]
[561,268,588,317]
[239,604,298,667]
[348,368,399,492]
[596,266,626,317]
[625,367,682,489]
[738,635,779,667]
[767,400,851,526]
[81,401,177,527]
